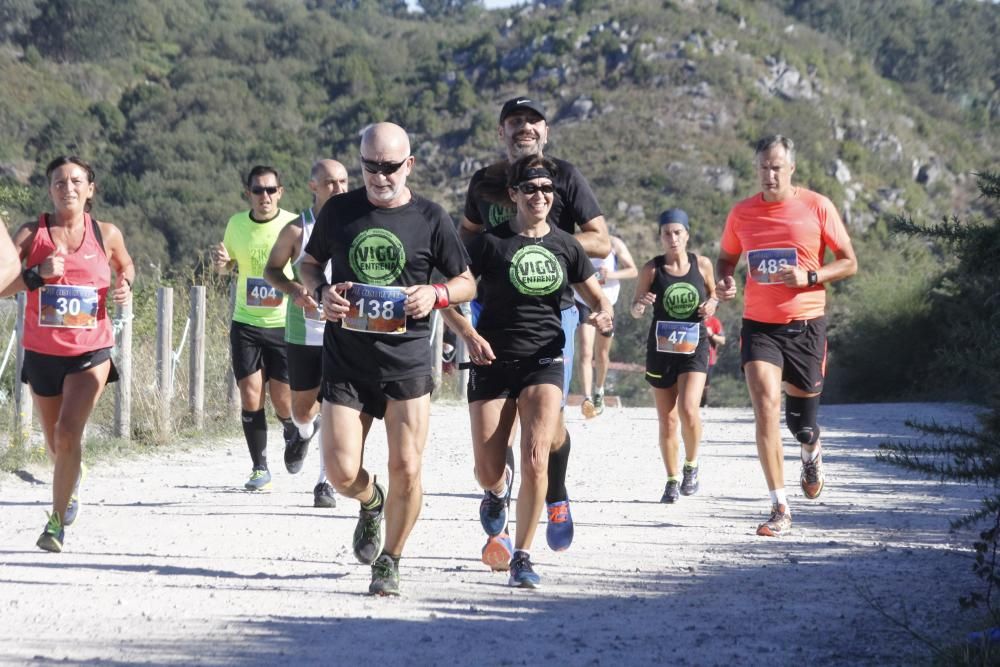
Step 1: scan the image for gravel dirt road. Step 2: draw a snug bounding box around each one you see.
[0,401,983,665]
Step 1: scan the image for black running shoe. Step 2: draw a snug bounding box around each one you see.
[37,512,64,553]
[284,431,310,475]
[660,479,680,504]
[369,554,400,596]
[313,482,336,508]
[353,481,385,565]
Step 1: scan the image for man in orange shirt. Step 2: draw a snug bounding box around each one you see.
[716,135,857,537]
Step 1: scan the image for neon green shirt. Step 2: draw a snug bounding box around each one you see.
[223,209,297,328]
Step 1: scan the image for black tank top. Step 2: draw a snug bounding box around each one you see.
[650,252,707,329]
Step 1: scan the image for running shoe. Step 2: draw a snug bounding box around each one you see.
[244,468,272,491]
[680,464,699,496]
[353,481,385,565]
[508,552,541,588]
[545,499,574,551]
[369,554,400,596]
[36,511,64,553]
[313,482,337,508]
[800,455,825,499]
[64,463,87,526]
[592,389,605,416]
[581,397,597,419]
[756,504,792,537]
[660,479,680,504]
[481,532,513,571]
[479,466,512,537]
[284,432,310,475]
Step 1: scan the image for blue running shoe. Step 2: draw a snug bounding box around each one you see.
[508,551,541,588]
[545,499,574,551]
[481,532,513,571]
[479,466,512,537]
[244,468,272,491]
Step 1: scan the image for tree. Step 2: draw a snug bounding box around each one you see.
[418,0,483,17]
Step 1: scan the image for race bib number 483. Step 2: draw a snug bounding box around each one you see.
[39,285,99,328]
[343,283,406,335]
[245,277,283,308]
[747,248,798,284]
[655,321,700,354]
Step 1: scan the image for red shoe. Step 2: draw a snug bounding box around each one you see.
[481,532,513,571]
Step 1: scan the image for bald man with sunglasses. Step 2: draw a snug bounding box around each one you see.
[299,123,475,596]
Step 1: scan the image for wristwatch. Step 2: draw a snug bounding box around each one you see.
[22,266,45,291]
[807,271,818,286]
[314,284,329,303]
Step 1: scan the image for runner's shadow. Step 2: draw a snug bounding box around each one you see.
[4,560,348,582]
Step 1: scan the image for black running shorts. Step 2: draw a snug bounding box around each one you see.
[739,316,827,393]
[644,336,709,390]
[322,375,434,420]
[22,348,118,398]
[229,321,289,383]
[467,357,565,402]
[286,342,322,392]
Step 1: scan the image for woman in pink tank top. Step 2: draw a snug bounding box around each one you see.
[2,155,135,553]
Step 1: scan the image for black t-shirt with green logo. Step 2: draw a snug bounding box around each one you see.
[468,222,594,360]
[306,187,470,381]
[647,252,708,346]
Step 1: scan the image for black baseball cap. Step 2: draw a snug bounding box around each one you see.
[499,97,546,123]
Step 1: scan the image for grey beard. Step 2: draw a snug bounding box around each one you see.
[509,143,542,160]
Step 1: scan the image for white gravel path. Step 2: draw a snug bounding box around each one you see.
[0,402,984,666]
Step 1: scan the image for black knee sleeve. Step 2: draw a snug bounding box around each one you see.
[785,395,820,445]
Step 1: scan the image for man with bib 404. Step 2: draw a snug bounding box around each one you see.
[264,159,349,508]
[299,123,475,596]
[213,166,300,492]
[716,135,857,537]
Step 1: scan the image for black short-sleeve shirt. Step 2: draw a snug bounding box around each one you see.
[306,187,470,381]
[468,222,594,360]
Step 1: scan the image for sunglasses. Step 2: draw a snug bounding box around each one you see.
[361,157,408,175]
[516,183,555,196]
[250,186,279,196]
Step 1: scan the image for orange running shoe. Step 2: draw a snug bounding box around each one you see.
[756,504,792,537]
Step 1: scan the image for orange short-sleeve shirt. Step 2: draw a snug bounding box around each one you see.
[720,188,850,323]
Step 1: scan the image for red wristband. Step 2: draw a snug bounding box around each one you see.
[432,283,450,309]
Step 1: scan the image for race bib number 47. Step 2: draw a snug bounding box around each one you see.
[747,248,798,284]
[245,277,283,308]
[655,321,700,354]
[39,285,99,328]
[343,283,406,335]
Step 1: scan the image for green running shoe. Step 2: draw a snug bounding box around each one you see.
[37,511,64,553]
[353,481,385,565]
[369,553,400,596]
[592,389,605,416]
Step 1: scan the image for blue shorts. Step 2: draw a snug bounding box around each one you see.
[560,304,579,404]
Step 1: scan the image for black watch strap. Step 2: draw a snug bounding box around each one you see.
[807,270,818,286]
[314,284,329,303]
[22,266,45,291]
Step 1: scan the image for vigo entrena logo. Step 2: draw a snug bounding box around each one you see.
[348,228,406,285]
[509,245,563,296]
[663,282,699,319]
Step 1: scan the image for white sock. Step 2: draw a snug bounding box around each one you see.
[801,444,821,463]
[294,416,315,440]
[769,488,788,507]
[316,433,327,486]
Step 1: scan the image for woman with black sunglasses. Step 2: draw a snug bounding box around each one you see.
[450,155,613,588]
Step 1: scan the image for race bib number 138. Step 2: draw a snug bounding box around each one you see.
[343,283,406,335]
[747,248,798,284]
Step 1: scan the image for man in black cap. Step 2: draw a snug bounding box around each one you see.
[452,96,610,567]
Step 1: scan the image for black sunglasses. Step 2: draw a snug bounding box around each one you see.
[250,186,279,195]
[516,183,555,196]
[361,157,408,175]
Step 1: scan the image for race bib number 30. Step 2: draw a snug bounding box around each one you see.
[39,285,99,328]
[655,321,700,354]
[747,248,798,284]
[343,283,406,335]
[246,277,283,308]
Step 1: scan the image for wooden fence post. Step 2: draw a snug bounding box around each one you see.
[13,293,31,447]
[156,287,173,426]
[114,300,133,440]
[226,280,238,412]
[189,285,206,429]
